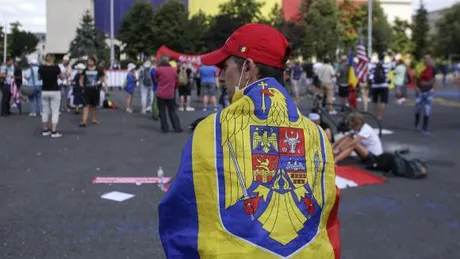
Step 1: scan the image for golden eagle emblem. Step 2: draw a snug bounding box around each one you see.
[252,128,278,153]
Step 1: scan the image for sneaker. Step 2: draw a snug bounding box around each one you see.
[213,107,218,112]
[422,130,431,135]
[51,132,63,138]
[178,107,185,111]
[202,108,207,112]
[185,106,195,111]
[329,110,338,115]
[42,130,52,136]
[29,113,37,117]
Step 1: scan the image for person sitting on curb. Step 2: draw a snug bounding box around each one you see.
[333,112,383,164]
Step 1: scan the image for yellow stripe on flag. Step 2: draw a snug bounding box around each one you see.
[348,67,358,88]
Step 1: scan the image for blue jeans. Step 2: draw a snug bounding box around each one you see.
[415,91,433,116]
[28,89,42,114]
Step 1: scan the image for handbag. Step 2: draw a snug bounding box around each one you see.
[20,67,36,97]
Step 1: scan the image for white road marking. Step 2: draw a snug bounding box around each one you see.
[101,191,134,202]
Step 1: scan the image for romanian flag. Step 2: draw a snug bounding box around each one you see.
[348,48,359,88]
[159,78,340,258]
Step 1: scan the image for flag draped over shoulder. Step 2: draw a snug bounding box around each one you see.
[159,78,340,259]
[348,49,359,88]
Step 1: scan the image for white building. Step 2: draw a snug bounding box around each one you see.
[46,0,93,54]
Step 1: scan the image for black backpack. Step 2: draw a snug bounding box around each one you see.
[373,62,386,84]
[368,149,428,179]
[142,67,153,87]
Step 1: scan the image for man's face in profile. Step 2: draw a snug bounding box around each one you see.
[220,57,241,101]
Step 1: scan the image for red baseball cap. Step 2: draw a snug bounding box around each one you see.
[200,23,291,69]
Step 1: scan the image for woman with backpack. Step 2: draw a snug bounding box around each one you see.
[139,60,155,114]
[177,63,195,111]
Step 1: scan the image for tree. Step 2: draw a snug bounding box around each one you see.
[433,3,460,58]
[303,0,340,60]
[204,14,242,51]
[412,1,430,59]
[268,3,305,58]
[69,10,107,60]
[118,1,156,59]
[183,11,210,54]
[218,0,265,25]
[338,0,366,50]
[390,18,413,54]
[358,1,393,55]
[0,25,4,60]
[7,22,39,58]
[151,0,188,53]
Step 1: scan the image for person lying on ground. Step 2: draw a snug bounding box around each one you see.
[333,112,383,164]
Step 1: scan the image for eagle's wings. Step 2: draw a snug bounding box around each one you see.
[220,96,258,209]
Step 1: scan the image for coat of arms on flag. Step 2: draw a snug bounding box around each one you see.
[216,79,330,257]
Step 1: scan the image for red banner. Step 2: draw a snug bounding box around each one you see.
[156,45,202,64]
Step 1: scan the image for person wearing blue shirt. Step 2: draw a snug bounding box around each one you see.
[24,59,43,116]
[198,65,218,111]
[124,63,137,113]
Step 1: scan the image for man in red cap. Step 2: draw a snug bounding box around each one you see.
[159,23,340,259]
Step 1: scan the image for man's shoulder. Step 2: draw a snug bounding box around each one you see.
[193,113,217,135]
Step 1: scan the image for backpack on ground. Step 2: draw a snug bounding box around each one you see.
[142,67,153,87]
[178,68,188,86]
[373,63,386,84]
[367,149,428,179]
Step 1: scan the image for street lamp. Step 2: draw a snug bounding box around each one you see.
[368,0,373,58]
[110,0,115,67]
[2,21,7,64]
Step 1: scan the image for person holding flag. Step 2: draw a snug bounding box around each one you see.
[347,49,359,110]
[159,23,340,259]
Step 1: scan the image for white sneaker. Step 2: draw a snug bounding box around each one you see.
[185,106,195,111]
[29,113,36,117]
[42,130,52,136]
[51,132,62,138]
[178,107,185,111]
[202,108,207,112]
[329,110,338,115]
[213,107,218,112]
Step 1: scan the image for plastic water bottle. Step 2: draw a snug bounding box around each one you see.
[157,167,164,188]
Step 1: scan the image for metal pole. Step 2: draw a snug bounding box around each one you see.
[368,0,373,58]
[3,21,7,64]
[110,0,115,67]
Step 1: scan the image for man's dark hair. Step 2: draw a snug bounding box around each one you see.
[378,53,385,61]
[6,56,13,61]
[231,56,287,84]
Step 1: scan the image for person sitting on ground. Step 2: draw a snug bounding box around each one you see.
[308,112,334,143]
[333,112,383,164]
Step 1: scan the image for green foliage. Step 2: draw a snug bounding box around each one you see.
[338,0,366,50]
[204,14,242,51]
[412,1,430,59]
[69,10,107,60]
[118,1,156,59]
[182,11,210,54]
[358,1,393,55]
[218,0,265,24]
[390,18,413,54]
[151,0,188,53]
[433,3,460,58]
[303,0,340,60]
[5,22,39,58]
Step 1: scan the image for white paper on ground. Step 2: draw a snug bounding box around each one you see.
[335,176,358,189]
[101,191,134,202]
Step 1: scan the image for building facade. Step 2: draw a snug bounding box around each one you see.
[46,0,413,54]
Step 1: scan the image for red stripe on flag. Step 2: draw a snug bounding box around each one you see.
[335,166,386,186]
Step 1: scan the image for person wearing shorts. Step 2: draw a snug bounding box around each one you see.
[79,56,105,127]
[368,53,390,120]
[198,65,218,111]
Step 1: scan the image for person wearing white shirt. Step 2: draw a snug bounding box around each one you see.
[58,56,72,112]
[333,112,383,164]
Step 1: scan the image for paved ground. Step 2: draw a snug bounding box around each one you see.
[1,88,459,259]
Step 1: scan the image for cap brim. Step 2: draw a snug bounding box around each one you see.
[200,47,229,68]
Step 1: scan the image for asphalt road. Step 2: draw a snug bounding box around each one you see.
[1,89,459,259]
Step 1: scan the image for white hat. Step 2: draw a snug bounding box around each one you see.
[75,63,86,70]
[29,59,38,65]
[63,55,70,61]
[127,63,136,72]
[308,113,321,121]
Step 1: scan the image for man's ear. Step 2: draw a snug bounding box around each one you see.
[245,58,258,80]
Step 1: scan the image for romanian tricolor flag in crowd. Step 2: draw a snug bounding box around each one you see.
[348,48,359,89]
[159,78,340,258]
